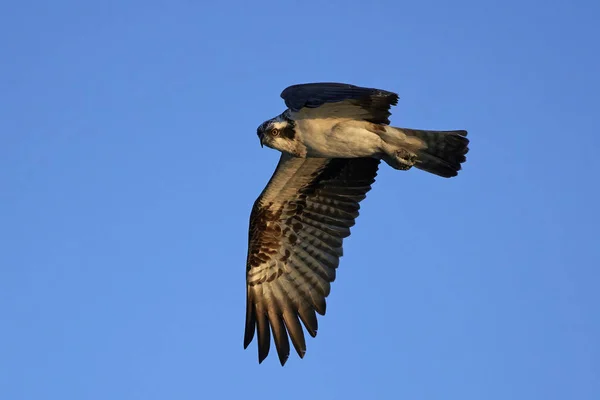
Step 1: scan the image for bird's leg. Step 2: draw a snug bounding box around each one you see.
[382,147,418,171]
[395,148,418,169]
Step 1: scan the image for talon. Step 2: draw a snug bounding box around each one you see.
[394,149,418,169]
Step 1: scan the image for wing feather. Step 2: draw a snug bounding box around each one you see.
[298,306,318,338]
[268,284,291,365]
[282,311,306,358]
[244,154,379,365]
[255,299,271,363]
[281,82,399,124]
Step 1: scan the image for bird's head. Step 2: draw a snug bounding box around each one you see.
[256,113,296,154]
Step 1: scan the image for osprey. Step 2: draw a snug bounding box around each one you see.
[245,82,469,365]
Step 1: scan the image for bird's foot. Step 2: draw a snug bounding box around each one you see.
[390,148,418,171]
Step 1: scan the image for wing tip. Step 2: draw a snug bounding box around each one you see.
[258,352,268,364]
[278,353,290,366]
[243,336,252,350]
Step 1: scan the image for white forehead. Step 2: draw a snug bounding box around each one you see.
[270,120,288,129]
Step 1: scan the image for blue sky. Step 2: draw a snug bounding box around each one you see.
[1,0,599,399]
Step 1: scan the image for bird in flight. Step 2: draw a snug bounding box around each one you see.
[244,82,469,365]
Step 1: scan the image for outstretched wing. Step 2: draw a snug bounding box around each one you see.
[244,153,380,365]
[281,82,399,124]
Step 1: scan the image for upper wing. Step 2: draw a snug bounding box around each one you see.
[244,153,380,365]
[280,82,399,124]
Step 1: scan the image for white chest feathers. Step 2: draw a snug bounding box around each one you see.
[294,119,385,158]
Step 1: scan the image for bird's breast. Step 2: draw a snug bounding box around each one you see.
[295,119,384,158]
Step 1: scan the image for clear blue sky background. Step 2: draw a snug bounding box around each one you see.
[1,1,599,399]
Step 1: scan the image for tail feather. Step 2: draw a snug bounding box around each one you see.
[401,128,469,178]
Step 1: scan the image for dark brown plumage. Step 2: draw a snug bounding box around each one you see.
[402,128,469,177]
[281,82,399,124]
[244,155,380,365]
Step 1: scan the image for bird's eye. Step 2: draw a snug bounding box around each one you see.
[271,128,280,136]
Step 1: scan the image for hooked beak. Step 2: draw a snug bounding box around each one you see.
[259,132,265,148]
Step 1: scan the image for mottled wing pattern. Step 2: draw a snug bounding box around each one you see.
[281,82,399,124]
[244,153,380,365]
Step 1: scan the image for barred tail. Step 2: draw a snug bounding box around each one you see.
[402,128,469,178]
